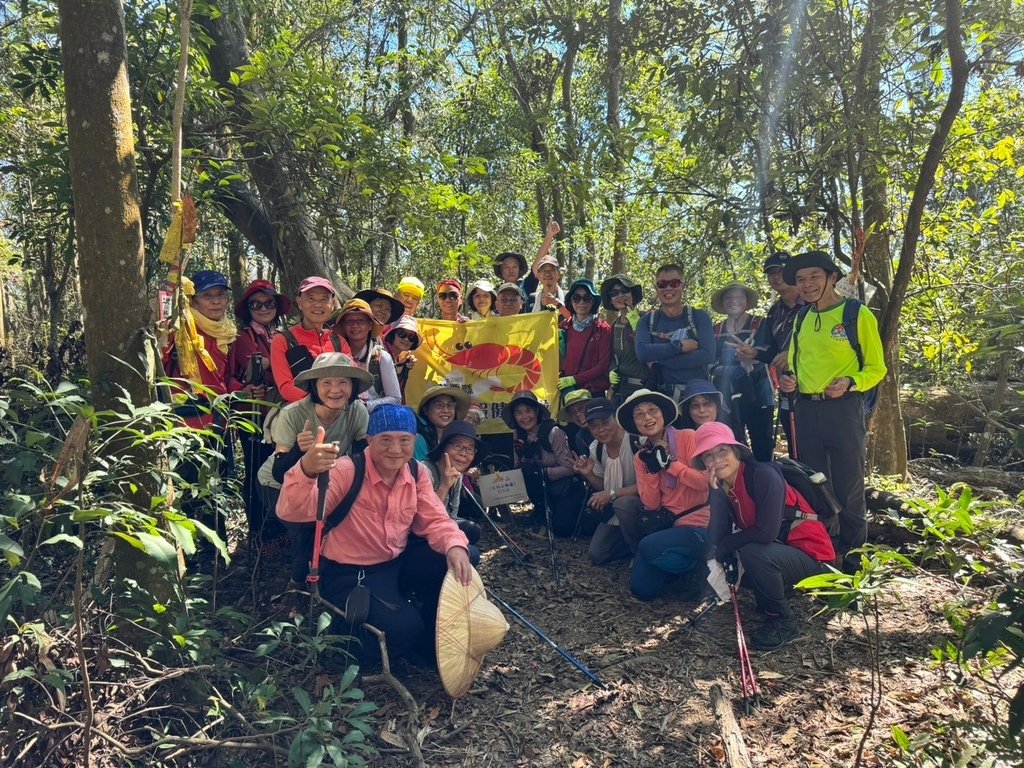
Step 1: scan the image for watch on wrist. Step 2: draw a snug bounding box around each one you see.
[847,377,855,392]
[609,489,618,501]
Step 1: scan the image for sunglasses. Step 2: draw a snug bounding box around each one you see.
[608,287,629,298]
[656,278,683,290]
[437,291,460,301]
[570,294,593,303]
[393,329,417,341]
[247,299,278,311]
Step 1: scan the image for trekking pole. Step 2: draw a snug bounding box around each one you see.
[786,389,799,460]
[307,470,330,622]
[460,489,534,572]
[729,582,760,713]
[570,485,592,540]
[540,474,559,586]
[487,589,606,687]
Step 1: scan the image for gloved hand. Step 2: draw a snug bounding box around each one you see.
[609,370,620,386]
[639,444,671,474]
[717,551,739,585]
[558,375,576,390]
[670,327,691,345]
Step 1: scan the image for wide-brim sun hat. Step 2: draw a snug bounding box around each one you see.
[293,352,374,393]
[680,379,730,414]
[354,288,404,324]
[711,282,759,315]
[336,298,385,338]
[615,388,679,435]
[783,249,843,287]
[599,274,643,308]
[234,279,292,322]
[427,420,490,467]
[418,386,472,421]
[492,251,529,280]
[502,391,551,429]
[384,314,422,350]
[436,568,509,699]
[690,421,752,467]
[567,279,601,313]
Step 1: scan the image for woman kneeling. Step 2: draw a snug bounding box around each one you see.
[616,389,710,600]
[693,422,835,651]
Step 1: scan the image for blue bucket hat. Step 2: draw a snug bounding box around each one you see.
[192,270,229,293]
[368,404,418,436]
[680,379,730,414]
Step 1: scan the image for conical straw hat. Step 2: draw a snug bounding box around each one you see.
[436,568,509,698]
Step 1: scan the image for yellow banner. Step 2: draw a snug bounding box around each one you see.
[406,314,560,434]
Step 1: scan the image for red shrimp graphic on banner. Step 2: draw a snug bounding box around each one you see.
[422,327,542,394]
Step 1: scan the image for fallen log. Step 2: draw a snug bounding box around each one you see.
[709,682,753,768]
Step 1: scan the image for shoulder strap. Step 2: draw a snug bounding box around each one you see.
[790,305,813,377]
[283,326,299,349]
[323,453,366,535]
[596,441,604,464]
[842,300,865,370]
[408,458,420,481]
[369,346,383,392]
[330,335,343,353]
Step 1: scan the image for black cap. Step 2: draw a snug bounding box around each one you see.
[762,251,792,272]
[584,397,616,423]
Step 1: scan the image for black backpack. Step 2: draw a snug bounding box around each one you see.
[791,299,879,417]
[320,452,420,538]
[282,326,345,379]
[764,457,843,536]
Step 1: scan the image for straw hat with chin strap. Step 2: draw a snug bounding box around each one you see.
[436,568,509,698]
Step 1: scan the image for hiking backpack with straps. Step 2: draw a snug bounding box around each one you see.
[647,306,710,382]
[760,457,843,537]
[282,326,345,379]
[791,299,879,417]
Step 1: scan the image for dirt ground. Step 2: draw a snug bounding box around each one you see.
[341,520,999,768]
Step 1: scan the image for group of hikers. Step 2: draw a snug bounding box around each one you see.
[161,222,886,672]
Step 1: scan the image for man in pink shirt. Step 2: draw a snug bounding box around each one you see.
[278,404,472,666]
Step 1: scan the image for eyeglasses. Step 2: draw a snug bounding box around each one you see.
[700,446,734,467]
[446,442,477,457]
[393,329,417,341]
[247,299,278,311]
[437,291,460,301]
[570,294,593,303]
[498,295,522,304]
[608,287,628,298]
[656,278,683,290]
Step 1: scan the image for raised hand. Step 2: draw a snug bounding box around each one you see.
[442,453,461,489]
[298,426,339,476]
[297,419,315,452]
[546,217,561,238]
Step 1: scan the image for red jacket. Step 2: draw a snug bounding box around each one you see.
[270,325,351,403]
[560,317,612,394]
[161,331,229,429]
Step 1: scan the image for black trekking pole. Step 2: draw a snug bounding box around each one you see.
[487,589,605,687]
[307,471,330,622]
[786,388,799,460]
[540,473,559,586]
[570,484,592,541]
[460,488,534,572]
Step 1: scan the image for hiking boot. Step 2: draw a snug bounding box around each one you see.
[749,614,803,651]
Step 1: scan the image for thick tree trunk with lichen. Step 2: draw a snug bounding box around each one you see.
[57,0,174,612]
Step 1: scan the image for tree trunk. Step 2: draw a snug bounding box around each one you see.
[227,228,247,299]
[58,0,153,411]
[199,1,330,296]
[606,0,628,276]
[853,0,908,477]
[973,352,1011,467]
[879,0,969,350]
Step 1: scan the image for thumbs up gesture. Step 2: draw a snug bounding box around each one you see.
[297,419,315,452]
[299,425,340,476]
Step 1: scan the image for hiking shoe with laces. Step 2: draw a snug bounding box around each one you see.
[749,615,803,651]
